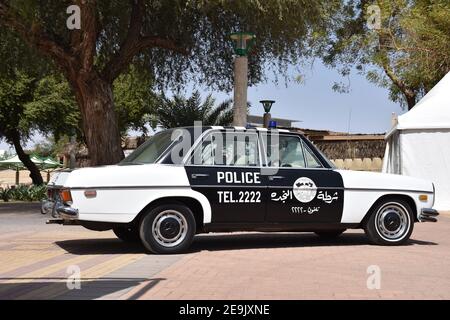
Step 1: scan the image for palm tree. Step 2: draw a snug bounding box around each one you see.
[157,91,234,128]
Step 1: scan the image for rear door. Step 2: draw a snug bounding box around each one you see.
[262,133,344,223]
[184,130,267,223]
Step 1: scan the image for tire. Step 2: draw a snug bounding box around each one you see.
[314,229,346,239]
[113,225,140,242]
[364,199,414,245]
[139,203,196,254]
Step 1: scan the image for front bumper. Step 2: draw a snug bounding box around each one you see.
[419,208,439,222]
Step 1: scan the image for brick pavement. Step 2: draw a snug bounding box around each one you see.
[124,215,450,300]
[0,204,449,299]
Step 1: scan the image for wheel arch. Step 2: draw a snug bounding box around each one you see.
[132,196,206,233]
[360,194,418,227]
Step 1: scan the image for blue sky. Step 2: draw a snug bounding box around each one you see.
[197,61,405,134]
[0,61,406,152]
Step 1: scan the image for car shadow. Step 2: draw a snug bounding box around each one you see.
[55,232,437,255]
[0,277,164,300]
[187,232,437,253]
[55,238,146,255]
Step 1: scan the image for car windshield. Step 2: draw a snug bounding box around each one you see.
[120,129,175,165]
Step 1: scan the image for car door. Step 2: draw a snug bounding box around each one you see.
[184,130,267,223]
[262,133,344,223]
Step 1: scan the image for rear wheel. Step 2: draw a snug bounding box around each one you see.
[113,226,140,242]
[364,199,414,245]
[139,203,196,254]
[314,229,346,239]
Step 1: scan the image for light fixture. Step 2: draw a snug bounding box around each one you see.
[230,32,256,56]
[260,100,275,113]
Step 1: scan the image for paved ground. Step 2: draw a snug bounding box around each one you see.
[0,203,449,300]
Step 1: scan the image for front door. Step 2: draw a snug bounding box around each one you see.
[263,134,344,223]
[185,130,267,223]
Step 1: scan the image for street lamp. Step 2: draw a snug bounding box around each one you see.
[230,32,256,56]
[260,100,275,128]
[230,32,256,126]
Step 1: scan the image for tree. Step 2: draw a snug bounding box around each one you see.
[157,91,233,129]
[0,0,340,165]
[320,0,450,110]
[24,74,81,142]
[113,66,159,135]
[0,70,44,184]
[0,25,80,184]
[0,26,49,185]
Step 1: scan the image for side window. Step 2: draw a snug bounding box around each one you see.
[266,135,306,168]
[302,141,323,168]
[265,134,324,168]
[190,132,260,166]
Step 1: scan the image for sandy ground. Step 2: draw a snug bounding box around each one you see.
[0,170,47,188]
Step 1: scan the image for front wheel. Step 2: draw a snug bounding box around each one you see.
[364,199,414,245]
[139,203,196,254]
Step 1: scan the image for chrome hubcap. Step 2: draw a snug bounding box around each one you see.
[152,210,187,247]
[375,202,410,241]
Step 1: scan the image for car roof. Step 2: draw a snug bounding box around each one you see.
[174,126,295,134]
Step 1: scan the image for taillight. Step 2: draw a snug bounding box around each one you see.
[84,189,97,198]
[59,189,73,204]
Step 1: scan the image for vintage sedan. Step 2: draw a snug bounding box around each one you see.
[43,126,438,253]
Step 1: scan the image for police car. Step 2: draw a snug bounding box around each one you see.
[43,126,438,254]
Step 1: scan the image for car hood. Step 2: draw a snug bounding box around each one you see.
[336,169,434,193]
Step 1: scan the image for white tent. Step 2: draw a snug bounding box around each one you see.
[383,72,450,210]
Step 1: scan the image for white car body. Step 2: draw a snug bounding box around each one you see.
[43,126,438,251]
[48,165,434,225]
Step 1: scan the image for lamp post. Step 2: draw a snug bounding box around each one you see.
[230,32,256,127]
[260,100,275,128]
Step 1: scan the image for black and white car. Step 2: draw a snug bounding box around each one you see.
[43,126,438,254]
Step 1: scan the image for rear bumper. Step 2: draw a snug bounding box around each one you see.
[41,198,78,220]
[56,206,79,220]
[419,208,439,222]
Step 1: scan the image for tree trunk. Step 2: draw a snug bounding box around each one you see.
[10,130,43,185]
[405,94,417,110]
[73,74,124,166]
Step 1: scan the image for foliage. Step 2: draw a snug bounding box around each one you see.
[0,1,342,165]
[0,70,35,141]
[157,91,234,128]
[0,151,10,160]
[24,74,80,141]
[2,0,340,89]
[0,184,47,202]
[319,0,450,109]
[113,66,160,135]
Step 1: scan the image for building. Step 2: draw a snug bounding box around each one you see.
[246,114,386,171]
[57,117,386,171]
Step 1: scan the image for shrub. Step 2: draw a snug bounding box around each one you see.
[0,185,48,202]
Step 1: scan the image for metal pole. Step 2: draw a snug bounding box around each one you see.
[15,167,19,185]
[232,56,248,127]
[263,112,271,128]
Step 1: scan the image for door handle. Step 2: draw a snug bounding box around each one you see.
[269,175,285,181]
[191,173,209,179]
